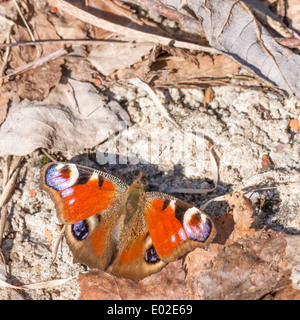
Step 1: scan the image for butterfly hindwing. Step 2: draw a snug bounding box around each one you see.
[110,210,166,281]
[65,210,125,271]
[144,192,216,263]
[40,162,128,224]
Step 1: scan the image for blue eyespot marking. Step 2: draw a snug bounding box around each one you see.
[145,246,160,264]
[72,220,89,240]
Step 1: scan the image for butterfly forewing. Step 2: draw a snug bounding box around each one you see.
[144,192,216,263]
[41,162,128,224]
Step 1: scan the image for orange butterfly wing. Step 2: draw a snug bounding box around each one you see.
[40,162,127,224]
[41,162,129,271]
[144,192,216,263]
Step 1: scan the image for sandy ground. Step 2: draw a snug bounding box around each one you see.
[0,83,299,300]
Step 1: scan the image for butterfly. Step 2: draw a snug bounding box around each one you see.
[40,162,216,281]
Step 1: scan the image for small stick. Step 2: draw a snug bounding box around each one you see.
[0,156,23,247]
[0,206,9,247]
[0,26,13,86]
[129,77,179,129]
[0,166,21,207]
[13,0,35,42]
[13,0,42,58]
[50,225,66,266]
[41,149,58,162]
[0,38,128,49]
[2,156,10,187]
[2,48,68,80]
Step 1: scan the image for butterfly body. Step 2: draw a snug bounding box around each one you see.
[41,162,216,281]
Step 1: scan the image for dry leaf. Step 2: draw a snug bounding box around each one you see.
[88,43,153,76]
[0,1,15,43]
[79,260,186,300]
[276,37,300,48]
[183,0,300,97]
[30,8,63,56]
[86,0,141,39]
[48,11,88,39]
[158,45,200,67]
[186,229,290,299]
[0,78,131,156]
[271,285,300,300]
[212,212,234,245]
[223,190,256,238]
[146,53,240,88]
[3,6,63,101]
[6,61,63,101]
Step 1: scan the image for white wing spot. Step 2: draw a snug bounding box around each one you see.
[90,171,98,181]
[170,200,176,210]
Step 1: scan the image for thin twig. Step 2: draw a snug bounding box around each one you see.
[41,149,58,162]
[2,48,68,80]
[0,207,9,247]
[0,273,77,290]
[0,27,13,87]
[2,156,10,188]
[0,164,21,207]
[50,225,66,266]
[13,0,42,58]
[8,156,24,178]
[45,0,218,53]
[199,181,300,211]
[242,181,300,194]
[129,77,180,129]
[13,0,43,59]
[13,0,35,41]
[0,38,128,49]
[0,156,23,247]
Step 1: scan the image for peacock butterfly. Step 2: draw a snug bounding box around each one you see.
[40,162,216,281]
